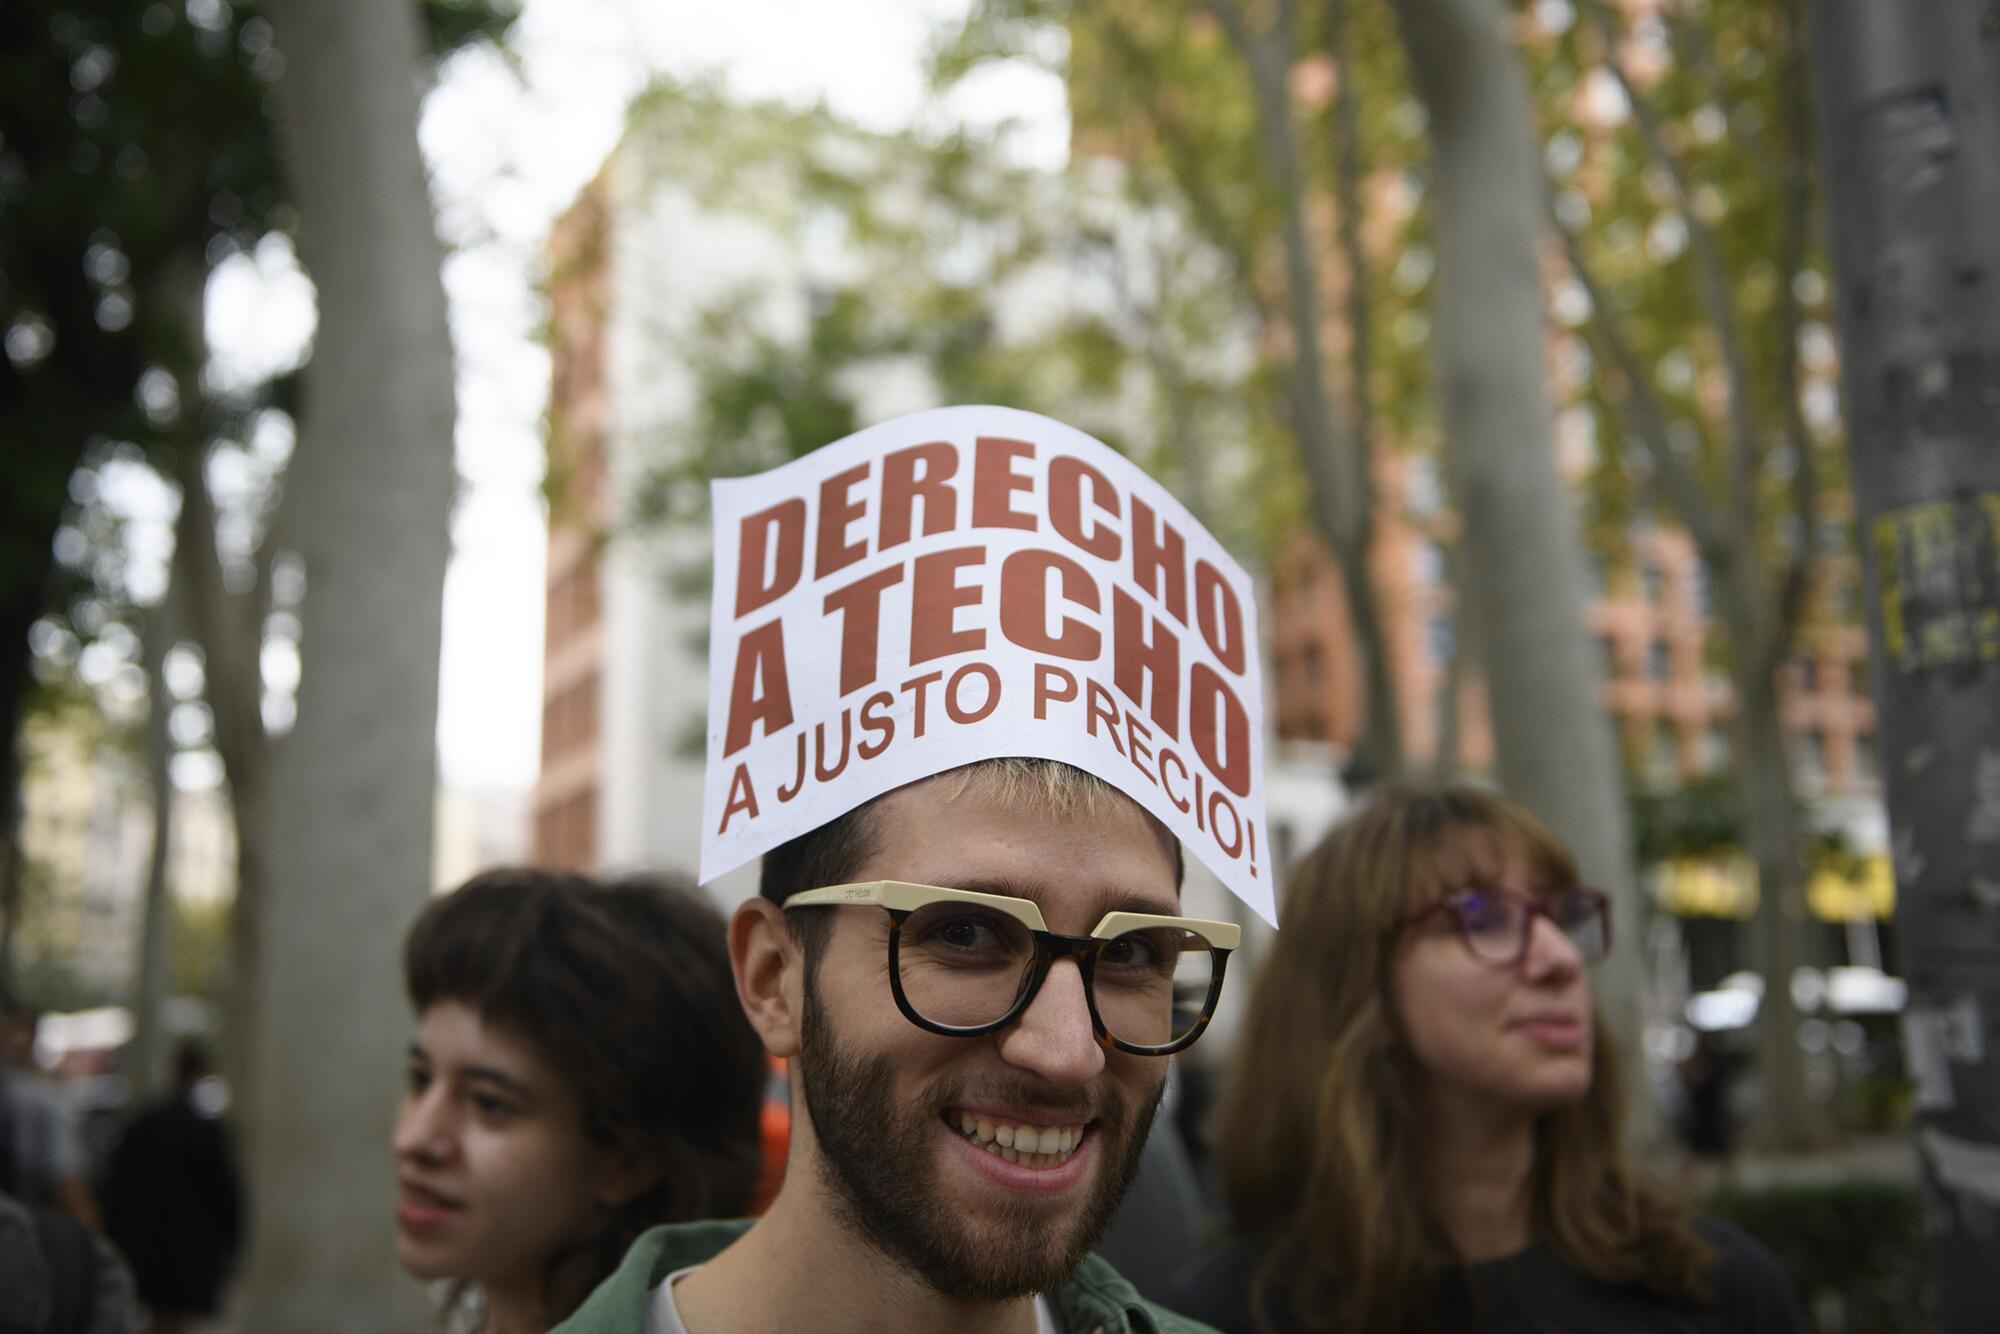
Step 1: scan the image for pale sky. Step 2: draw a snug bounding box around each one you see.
[220,1,1069,794]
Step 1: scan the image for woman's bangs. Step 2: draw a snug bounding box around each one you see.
[1397,790,1581,913]
[1399,820,1518,913]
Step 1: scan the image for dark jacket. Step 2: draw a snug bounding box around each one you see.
[102,1094,241,1316]
[1166,1219,1805,1334]
[0,1192,139,1334]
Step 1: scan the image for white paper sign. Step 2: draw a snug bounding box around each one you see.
[699,406,1275,926]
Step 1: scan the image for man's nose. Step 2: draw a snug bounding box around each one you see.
[996,958,1106,1086]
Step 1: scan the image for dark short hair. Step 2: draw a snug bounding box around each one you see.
[404,867,765,1314]
[759,758,1185,965]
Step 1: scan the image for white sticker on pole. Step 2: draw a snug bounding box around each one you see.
[698,405,1275,927]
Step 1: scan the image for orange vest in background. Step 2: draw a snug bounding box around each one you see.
[749,1054,789,1214]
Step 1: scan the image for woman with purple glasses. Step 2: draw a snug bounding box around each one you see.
[1168,784,1803,1333]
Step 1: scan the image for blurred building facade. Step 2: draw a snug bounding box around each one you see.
[527,139,931,904]
[1271,509,1878,795]
[14,710,233,1004]
[1269,488,1893,995]
[15,701,525,1009]
[534,173,612,874]
[531,95,1349,1025]
[531,118,943,905]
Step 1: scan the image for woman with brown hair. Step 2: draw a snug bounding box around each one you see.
[1168,785,1802,1333]
[394,869,766,1333]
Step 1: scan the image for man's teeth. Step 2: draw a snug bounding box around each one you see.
[954,1111,1084,1166]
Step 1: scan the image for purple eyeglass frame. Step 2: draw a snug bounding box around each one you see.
[1395,885,1612,968]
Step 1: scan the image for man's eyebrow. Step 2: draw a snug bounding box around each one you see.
[933,875,1036,901]
[938,878,1180,921]
[1095,892,1184,919]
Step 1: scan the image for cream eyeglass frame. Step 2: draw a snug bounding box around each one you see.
[780,880,1241,1055]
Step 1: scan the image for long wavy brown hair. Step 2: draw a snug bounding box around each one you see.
[1214,785,1714,1333]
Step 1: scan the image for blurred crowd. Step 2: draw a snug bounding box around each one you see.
[0,776,1806,1334]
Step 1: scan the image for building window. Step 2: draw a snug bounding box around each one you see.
[1648,721,1680,781]
[1407,454,1443,517]
[1798,728,1828,783]
[1409,540,1444,588]
[1853,731,1878,784]
[1426,615,1456,667]
[1581,554,1607,601]
[1690,560,1712,616]
[1700,723,1731,773]
[1640,559,1666,604]
[1648,638,1672,682]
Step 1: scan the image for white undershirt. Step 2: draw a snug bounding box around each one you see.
[647,1266,1059,1334]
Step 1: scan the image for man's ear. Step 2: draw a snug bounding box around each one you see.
[730,898,804,1059]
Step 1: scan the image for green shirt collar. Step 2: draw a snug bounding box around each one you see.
[552,1218,1217,1334]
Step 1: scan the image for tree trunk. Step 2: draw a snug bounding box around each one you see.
[1215,0,1403,777]
[126,587,182,1108]
[236,0,457,1325]
[1431,537,1470,779]
[1809,2,2000,1324]
[125,254,210,1109]
[223,765,271,1098]
[1391,0,1650,1134]
[0,583,35,992]
[173,449,270,1099]
[0,717,21,994]
[1728,595,1816,1149]
[1319,0,1402,783]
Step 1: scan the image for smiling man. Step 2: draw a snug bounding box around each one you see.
[553,758,1234,1334]
[555,409,1268,1334]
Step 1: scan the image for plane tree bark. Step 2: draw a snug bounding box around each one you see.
[234,0,456,1324]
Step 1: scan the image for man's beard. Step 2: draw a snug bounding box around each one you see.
[797,969,1163,1304]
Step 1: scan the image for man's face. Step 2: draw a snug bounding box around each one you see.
[795,771,1176,1302]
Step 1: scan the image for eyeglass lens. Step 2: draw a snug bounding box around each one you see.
[895,902,1219,1047]
[1457,890,1607,964]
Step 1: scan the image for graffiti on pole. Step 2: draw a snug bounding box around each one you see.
[1870,488,2000,676]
